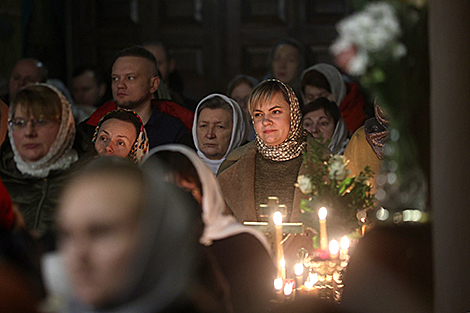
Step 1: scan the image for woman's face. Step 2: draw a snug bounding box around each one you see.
[58,174,141,308]
[11,104,61,163]
[272,44,301,85]
[230,82,253,114]
[303,108,336,142]
[94,119,137,158]
[196,108,233,160]
[253,91,291,146]
[304,85,335,103]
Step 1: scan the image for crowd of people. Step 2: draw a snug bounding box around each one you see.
[0,38,398,313]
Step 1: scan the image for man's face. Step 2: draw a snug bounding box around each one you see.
[9,60,44,98]
[72,70,105,107]
[196,108,233,160]
[58,174,142,308]
[111,56,159,110]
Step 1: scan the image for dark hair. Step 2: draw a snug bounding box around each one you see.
[98,109,142,137]
[114,46,159,77]
[72,64,107,85]
[197,96,233,119]
[148,151,202,197]
[301,69,331,93]
[267,38,305,76]
[227,75,259,96]
[302,97,341,126]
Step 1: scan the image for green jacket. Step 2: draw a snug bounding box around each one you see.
[0,141,74,236]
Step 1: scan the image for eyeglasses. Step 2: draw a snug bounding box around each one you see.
[9,118,60,130]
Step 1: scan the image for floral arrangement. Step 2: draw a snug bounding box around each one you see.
[296,138,375,240]
[329,0,429,211]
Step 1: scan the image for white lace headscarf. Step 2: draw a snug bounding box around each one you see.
[301,64,347,106]
[192,94,248,174]
[142,144,272,251]
[8,83,78,178]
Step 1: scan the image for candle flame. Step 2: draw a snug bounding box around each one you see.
[340,236,350,250]
[294,262,303,276]
[318,207,327,220]
[283,281,294,296]
[274,277,283,290]
[329,239,340,255]
[273,211,283,225]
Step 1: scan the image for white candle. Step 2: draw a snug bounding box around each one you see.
[280,257,286,279]
[340,236,350,260]
[274,277,283,291]
[273,211,284,277]
[318,207,328,250]
[283,280,295,296]
[329,239,339,259]
[294,262,303,276]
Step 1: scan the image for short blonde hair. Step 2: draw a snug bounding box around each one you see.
[248,80,290,116]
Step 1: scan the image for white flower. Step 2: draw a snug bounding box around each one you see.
[297,175,313,194]
[348,49,369,76]
[328,155,351,181]
[330,1,406,76]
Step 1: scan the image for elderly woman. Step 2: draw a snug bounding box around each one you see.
[0,84,78,236]
[302,97,349,154]
[192,94,248,174]
[143,144,275,313]
[301,63,367,133]
[218,79,320,223]
[92,109,149,163]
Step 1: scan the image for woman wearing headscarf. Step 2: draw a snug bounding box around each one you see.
[53,156,229,313]
[92,109,149,163]
[217,79,322,223]
[265,38,306,105]
[302,97,349,155]
[192,94,249,174]
[300,63,367,133]
[0,83,78,237]
[143,144,276,313]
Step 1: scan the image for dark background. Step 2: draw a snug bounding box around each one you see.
[0,0,351,100]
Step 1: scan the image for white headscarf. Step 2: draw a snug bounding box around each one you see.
[143,144,272,251]
[301,63,347,106]
[192,94,248,174]
[329,117,349,155]
[8,83,78,178]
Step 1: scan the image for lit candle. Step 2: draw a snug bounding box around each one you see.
[329,239,339,259]
[283,279,295,296]
[274,277,283,291]
[273,211,284,277]
[280,257,286,279]
[304,272,318,289]
[340,236,350,260]
[318,207,328,250]
[294,262,303,288]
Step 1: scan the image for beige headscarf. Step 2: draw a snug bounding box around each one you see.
[254,79,307,162]
[9,83,78,178]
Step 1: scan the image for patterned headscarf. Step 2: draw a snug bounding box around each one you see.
[92,109,149,163]
[252,79,307,161]
[8,83,78,178]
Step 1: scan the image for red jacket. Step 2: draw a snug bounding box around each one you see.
[340,82,366,133]
[87,100,194,130]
